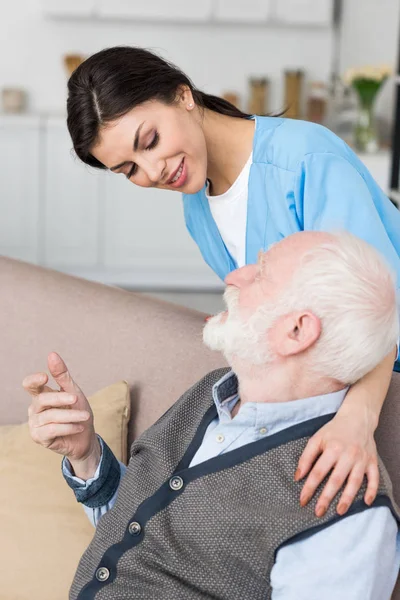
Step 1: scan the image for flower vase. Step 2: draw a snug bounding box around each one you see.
[354,101,379,153]
[352,80,381,153]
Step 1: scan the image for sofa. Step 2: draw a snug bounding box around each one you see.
[0,255,399,599]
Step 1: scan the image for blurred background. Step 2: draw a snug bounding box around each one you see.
[1,0,400,314]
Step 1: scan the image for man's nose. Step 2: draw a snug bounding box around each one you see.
[225,265,257,288]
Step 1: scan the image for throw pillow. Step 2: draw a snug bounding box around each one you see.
[0,380,130,600]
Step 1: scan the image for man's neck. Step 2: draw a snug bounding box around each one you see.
[233,362,345,406]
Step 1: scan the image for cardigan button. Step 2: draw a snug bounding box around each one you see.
[95,567,110,582]
[129,521,142,536]
[169,476,184,491]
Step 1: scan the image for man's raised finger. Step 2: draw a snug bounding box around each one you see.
[47,352,83,396]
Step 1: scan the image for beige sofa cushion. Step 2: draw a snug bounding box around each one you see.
[0,380,130,600]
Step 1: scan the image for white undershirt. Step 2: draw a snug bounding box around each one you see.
[206,153,252,268]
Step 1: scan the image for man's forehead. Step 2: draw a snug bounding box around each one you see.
[257,242,278,269]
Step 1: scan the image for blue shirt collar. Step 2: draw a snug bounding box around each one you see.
[212,370,348,431]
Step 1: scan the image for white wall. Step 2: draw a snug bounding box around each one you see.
[340,0,400,72]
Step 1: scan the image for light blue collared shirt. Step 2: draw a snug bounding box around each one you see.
[64,371,400,599]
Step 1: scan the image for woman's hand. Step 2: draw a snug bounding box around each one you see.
[295,407,378,517]
[23,351,100,480]
[296,348,396,517]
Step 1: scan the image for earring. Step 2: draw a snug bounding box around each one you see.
[188,102,194,109]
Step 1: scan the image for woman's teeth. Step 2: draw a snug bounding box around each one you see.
[172,162,183,183]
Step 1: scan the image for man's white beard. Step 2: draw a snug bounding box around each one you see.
[203,286,279,366]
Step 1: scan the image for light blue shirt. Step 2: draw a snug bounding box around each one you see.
[64,371,400,599]
[183,117,400,288]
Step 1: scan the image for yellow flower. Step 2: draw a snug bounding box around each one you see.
[344,64,392,85]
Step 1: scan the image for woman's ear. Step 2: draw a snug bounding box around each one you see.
[176,85,193,106]
[276,311,321,357]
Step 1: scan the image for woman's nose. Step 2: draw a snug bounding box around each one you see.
[142,157,166,185]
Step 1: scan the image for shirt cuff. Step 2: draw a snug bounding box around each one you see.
[62,435,122,508]
[62,435,104,487]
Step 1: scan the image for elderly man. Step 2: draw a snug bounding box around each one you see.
[25,231,400,600]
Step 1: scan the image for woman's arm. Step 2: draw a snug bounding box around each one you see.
[296,347,396,516]
[293,150,400,515]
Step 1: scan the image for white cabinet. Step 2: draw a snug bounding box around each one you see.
[41,0,332,25]
[43,118,100,268]
[98,0,213,22]
[0,115,219,289]
[0,116,41,263]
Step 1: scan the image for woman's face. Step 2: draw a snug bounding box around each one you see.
[91,92,208,194]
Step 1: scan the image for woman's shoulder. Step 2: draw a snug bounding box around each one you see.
[253,116,353,172]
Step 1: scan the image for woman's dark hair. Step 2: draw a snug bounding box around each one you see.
[67,46,252,169]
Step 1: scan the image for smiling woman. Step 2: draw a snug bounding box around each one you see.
[67,46,252,194]
[65,45,400,521]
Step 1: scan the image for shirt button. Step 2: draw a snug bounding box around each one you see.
[259,427,268,435]
[128,521,142,536]
[216,434,225,443]
[96,567,110,582]
[169,476,184,491]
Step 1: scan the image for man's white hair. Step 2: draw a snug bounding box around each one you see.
[271,232,399,384]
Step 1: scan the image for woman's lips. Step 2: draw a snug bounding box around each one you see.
[169,158,187,189]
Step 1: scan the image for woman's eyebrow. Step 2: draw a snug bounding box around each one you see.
[109,122,145,171]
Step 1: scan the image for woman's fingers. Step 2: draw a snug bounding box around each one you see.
[314,457,364,517]
[295,434,322,481]
[299,448,338,507]
[299,447,377,517]
[364,460,380,506]
[335,462,367,515]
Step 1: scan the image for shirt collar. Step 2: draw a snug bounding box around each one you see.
[212,370,348,431]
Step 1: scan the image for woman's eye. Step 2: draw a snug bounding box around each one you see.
[126,164,137,180]
[125,131,159,179]
[146,131,159,151]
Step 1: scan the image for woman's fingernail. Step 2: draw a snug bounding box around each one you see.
[337,503,348,515]
[204,315,212,322]
[365,495,373,506]
[300,494,308,506]
[294,469,302,481]
[316,506,326,518]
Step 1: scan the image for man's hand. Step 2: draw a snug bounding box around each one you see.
[23,352,101,480]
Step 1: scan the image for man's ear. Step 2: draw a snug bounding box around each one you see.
[276,311,321,357]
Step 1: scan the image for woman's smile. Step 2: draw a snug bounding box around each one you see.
[167,157,188,189]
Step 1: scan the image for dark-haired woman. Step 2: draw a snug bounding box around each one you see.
[66,46,400,516]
